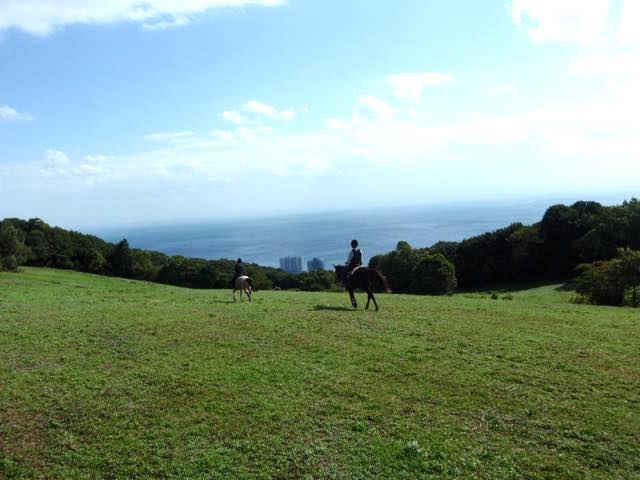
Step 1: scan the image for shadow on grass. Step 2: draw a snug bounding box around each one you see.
[313,305,355,312]
[458,279,573,294]
[209,300,237,304]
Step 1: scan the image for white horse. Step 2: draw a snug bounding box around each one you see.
[233,276,253,302]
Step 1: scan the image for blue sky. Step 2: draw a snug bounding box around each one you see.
[1,0,639,228]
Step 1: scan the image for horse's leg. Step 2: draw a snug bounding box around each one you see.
[246,288,252,302]
[349,288,357,308]
[367,276,380,310]
[366,289,372,310]
[233,289,237,302]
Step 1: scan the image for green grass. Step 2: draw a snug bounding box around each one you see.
[1,268,639,479]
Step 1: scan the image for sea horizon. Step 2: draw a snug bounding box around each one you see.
[90,193,635,269]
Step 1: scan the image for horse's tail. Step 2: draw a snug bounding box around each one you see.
[246,277,253,292]
[374,270,391,293]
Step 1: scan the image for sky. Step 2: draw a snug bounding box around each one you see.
[1,0,639,228]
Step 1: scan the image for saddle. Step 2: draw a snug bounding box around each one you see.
[343,265,362,284]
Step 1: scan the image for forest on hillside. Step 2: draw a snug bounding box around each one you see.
[1,199,639,304]
[0,217,335,292]
[372,199,640,286]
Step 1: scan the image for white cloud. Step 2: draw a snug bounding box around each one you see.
[0,0,286,35]
[243,100,276,116]
[568,50,640,130]
[356,96,394,121]
[47,88,640,186]
[5,82,639,213]
[617,0,640,46]
[242,100,296,121]
[37,150,119,186]
[0,105,33,122]
[144,130,196,143]
[321,84,640,172]
[26,126,334,189]
[142,16,190,31]
[221,110,248,125]
[210,129,235,141]
[220,101,298,124]
[44,149,70,165]
[84,154,114,164]
[12,81,638,188]
[570,52,640,76]
[388,73,453,101]
[234,125,273,143]
[324,117,351,131]
[511,0,611,44]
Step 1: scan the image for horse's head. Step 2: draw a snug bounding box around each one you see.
[333,265,345,279]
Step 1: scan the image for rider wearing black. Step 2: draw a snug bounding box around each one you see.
[231,258,244,287]
[344,239,363,282]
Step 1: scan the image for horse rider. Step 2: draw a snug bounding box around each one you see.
[231,258,245,287]
[344,239,363,283]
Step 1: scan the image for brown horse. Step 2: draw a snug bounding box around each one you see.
[333,265,391,310]
[233,276,253,302]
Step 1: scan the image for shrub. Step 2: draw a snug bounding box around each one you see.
[575,261,625,306]
[1,254,18,271]
[575,248,640,306]
[614,248,640,307]
[298,270,336,292]
[410,253,457,295]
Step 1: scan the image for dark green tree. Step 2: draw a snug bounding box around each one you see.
[373,241,419,293]
[84,249,108,274]
[614,248,640,307]
[575,261,625,306]
[26,229,49,265]
[0,219,30,270]
[109,239,135,278]
[410,253,457,295]
[244,266,273,291]
[298,269,336,291]
[507,225,544,280]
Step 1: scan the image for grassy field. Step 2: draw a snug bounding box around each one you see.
[1,268,639,479]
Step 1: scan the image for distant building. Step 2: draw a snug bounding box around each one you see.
[307,257,325,271]
[280,256,304,274]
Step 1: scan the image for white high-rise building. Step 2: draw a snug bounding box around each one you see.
[279,256,304,274]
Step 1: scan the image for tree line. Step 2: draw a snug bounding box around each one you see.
[369,198,640,305]
[2,198,639,304]
[0,218,337,291]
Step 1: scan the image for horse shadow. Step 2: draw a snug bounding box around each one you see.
[313,305,355,312]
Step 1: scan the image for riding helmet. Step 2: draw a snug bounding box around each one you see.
[351,239,358,248]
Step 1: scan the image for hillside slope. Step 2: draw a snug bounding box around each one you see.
[1,268,639,479]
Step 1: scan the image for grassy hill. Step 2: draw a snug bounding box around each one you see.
[1,268,638,479]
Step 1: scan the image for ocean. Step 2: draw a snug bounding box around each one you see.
[91,200,560,269]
